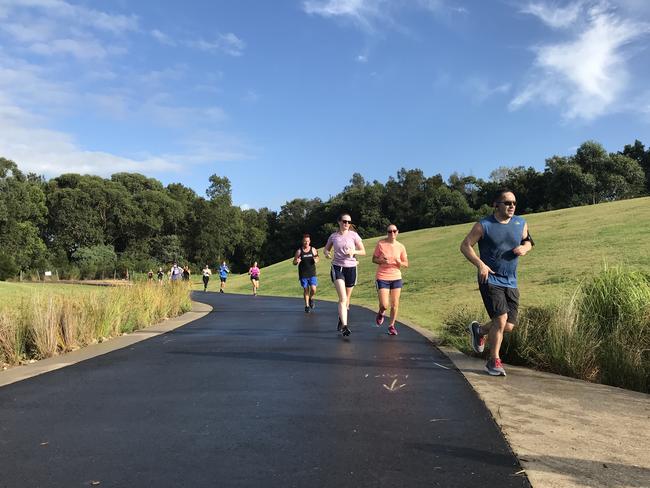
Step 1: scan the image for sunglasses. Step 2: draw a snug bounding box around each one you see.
[387,229,398,233]
[497,201,517,207]
[340,220,352,224]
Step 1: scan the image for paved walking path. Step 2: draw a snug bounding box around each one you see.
[0,293,528,488]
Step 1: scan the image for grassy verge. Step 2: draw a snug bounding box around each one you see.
[0,282,192,366]
[441,267,650,393]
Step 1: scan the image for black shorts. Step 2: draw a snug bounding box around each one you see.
[202,275,210,284]
[220,277,227,283]
[479,283,519,325]
[330,265,357,288]
[250,276,259,281]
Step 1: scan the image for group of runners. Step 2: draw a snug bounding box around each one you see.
[282,188,533,377]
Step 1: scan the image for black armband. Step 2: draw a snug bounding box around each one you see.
[521,233,535,246]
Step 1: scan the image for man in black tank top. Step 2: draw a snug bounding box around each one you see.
[293,234,320,313]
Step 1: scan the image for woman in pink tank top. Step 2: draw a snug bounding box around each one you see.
[324,213,366,337]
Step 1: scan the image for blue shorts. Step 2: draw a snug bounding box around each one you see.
[299,276,318,288]
[376,279,403,290]
[330,265,357,288]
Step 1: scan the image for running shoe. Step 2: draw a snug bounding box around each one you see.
[309,298,314,309]
[305,306,310,313]
[485,358,506,376]
[388,325,398,336]
[375,311,385,326]
[337,317,342,332]
[469,321,486,353]
[342,326,351,337]
[220,289,224,293]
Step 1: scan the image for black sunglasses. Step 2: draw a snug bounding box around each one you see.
[387,229,398,233]
[340,220,352,224]
[497,201,517,207]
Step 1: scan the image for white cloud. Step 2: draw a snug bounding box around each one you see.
[521,1,583,29]
[511,2,650,120]
[356,54,368,62]
[0,0,138,34]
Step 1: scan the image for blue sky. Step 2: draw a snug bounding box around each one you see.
[1,0,649,210]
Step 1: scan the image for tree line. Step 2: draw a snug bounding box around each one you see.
[0,139,648,280]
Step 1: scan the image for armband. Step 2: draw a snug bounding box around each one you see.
[521,234,535,246]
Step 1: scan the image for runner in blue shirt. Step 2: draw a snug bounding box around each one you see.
[218,261,230,293]
[460,189,534,377]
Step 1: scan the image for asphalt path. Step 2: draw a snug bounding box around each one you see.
[0,292,529,488]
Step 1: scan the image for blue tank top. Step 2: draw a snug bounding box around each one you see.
[478,215,526,288]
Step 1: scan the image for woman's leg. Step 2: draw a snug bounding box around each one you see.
[334,279,348,325]
[389,287,402,326]
[377,287,390,316]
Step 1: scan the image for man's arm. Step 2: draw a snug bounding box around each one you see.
[460,222,494,283]
[293,249,301,265]
[313,248,320,263]
[513,223,533,256]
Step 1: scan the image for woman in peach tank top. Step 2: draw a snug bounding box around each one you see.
[372,224,408,335]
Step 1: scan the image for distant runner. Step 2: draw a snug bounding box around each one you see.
[157,267,164,284]
[202,264,212,292]
[182,265,191,282]
[293,234,319,313]
[372,224,408,336]
[460,189,534,377]
[249,262,261,296]
[170,263,182,282]
[218,261,230,293]
[324,213,366,337]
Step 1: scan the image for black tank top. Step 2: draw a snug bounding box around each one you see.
[298,247,317,279]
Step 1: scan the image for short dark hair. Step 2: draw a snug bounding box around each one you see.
[493,188,514,203]
[302,233,311,239]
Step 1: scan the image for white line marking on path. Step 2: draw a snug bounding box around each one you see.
[433,362,450,370]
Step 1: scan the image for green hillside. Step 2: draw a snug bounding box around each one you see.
[222,197,650,333]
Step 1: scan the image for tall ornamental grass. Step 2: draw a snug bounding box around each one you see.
[442,267,650,393]
[0,283,192,365]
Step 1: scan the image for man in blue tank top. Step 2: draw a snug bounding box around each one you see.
[460,189,534,376]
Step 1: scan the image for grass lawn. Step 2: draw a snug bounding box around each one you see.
[222,197,650,334]
[0,281,106,301]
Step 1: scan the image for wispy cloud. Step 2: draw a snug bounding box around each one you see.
[511,1,650,120]
[150,29,176,46]
[521,1,583,29]
[463,77,511,103]
[186,33,246,56]
[302,0,463,32]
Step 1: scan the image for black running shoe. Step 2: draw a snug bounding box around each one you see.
[342,326,351,337]
[304,306,310,313]
[309,298,314,309]
[337,317,342,332]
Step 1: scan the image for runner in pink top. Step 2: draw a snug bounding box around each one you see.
[372,224,408,335]
[324,213,366,337]
[248,261,260,296]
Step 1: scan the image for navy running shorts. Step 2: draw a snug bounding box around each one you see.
[376,279,403,290]
[330,265,357,288]
[479,283,519,325]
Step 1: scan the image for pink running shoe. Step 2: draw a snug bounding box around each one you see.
[388,325,398,336]
[375,311,385,326]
